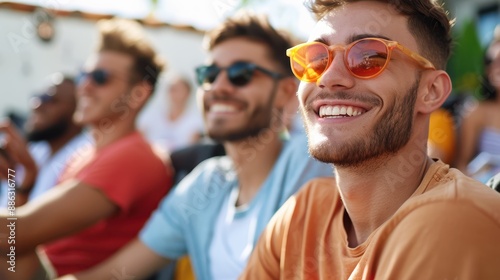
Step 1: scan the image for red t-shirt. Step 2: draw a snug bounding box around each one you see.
[43,132,172,276]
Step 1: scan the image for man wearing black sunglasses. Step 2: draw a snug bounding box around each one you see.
[242,0,500,279]
[0,18,172,279]
[0,73,87,207]
[59,12,332,280]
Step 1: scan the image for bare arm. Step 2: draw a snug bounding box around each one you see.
[0,179,118,256]
[57,238,170,280]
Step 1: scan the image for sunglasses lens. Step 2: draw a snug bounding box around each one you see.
[92,70,108,85]
[227,63,254,86]
[77,70,109,86]
[196,65,219,87]
[291,43,330,82]
[347,39,388,77]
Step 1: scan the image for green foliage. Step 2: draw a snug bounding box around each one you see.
[447,19,485,96]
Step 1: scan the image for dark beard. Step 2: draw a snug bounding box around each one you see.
[207,82,279,142]
[26,119,69,142]
[309,79,419,167]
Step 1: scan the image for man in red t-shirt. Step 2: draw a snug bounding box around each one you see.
[0,18,172,279]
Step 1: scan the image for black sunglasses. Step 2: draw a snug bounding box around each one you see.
[77,69,110,86]
[29,93,55,109]
[195,62,284,89]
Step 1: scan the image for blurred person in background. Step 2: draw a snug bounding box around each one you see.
[456,25,500,182]
[0,73,87,207]
[0,17,172,279]
[140,74,204,154]
[58,12,332,280]
[427,107,456,165]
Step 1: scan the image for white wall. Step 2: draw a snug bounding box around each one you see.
[0,8,207,119]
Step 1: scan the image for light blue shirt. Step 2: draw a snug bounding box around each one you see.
[140,133,333,280]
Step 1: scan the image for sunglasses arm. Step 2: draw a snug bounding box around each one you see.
[395,44,436,70]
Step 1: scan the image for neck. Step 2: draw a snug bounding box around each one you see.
[90,116,136,150]
[47,125,82,155]
[224,132,283,206]
[338,149,432,247]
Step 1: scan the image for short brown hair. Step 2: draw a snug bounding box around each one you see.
[204,12,294,76]
[308,0,454,70]
[96,18,165,92]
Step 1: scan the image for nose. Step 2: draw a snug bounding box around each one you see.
[77,75,94,96]
[316,48,355,90]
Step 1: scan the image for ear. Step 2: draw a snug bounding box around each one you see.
[274,76,298,108]
[416,70,452,114]
[128,81,152,110]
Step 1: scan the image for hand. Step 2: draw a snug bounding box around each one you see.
[0,147,15,179]
[0,121,38,190]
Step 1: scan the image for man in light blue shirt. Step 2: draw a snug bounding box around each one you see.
[61,12,332,280]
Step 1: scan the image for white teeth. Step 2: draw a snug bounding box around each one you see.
[332,106,340,116]
[210,104,237,113]
[318,105,365,118]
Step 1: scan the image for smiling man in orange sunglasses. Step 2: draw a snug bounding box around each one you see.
[242,0,500,279]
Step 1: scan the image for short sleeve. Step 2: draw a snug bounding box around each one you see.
[75,137,169,213]
[373,200,500,279]
[139,162,211,260]
[139,193,188,259]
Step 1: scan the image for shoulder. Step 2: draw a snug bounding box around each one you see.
[395,171,500,235]
[167,156,234,202]
[96,133,161,166]
[375,188,500,279]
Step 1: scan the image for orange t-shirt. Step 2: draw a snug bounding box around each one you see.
[241,161,500,279]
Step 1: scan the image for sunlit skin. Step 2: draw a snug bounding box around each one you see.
[197,37,296,205]
[74,52,136,127]
[74,51,150,149]
[297,2,451,246]
[198,38,284,143]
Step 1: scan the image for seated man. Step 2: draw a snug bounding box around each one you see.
[0,73,87,207]
[58,12,332,280]
[0,18,172,279]
[242,0,500,279]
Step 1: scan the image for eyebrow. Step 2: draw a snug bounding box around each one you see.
[314,33,393,45]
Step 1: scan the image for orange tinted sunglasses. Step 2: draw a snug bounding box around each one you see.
[286,37,435,82]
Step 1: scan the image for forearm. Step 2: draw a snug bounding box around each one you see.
[0,250,42,280]
[59,239,170,280]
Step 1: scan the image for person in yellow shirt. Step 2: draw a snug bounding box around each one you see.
[428,107,456,164]
[241,0,500,279]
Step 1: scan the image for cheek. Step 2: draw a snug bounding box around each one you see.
[297,82,314,107]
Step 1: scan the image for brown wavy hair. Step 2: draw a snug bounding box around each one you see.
[307,0,455,70]
[204,11,295,76]
[96,18,165,93]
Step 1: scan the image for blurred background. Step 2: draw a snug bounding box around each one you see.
[0,0,499,123]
